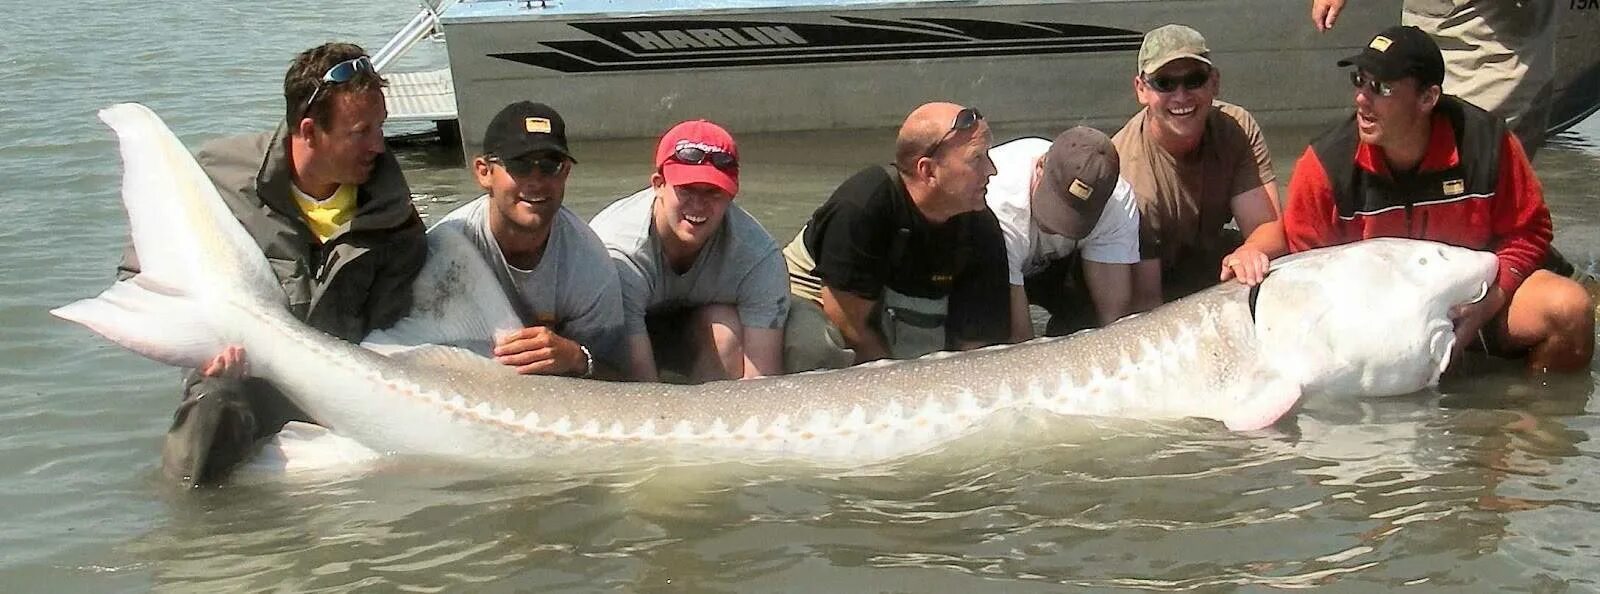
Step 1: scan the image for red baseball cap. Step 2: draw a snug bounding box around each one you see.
[655,120,739,197]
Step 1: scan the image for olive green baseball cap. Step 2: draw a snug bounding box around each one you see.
[1137,24,1212,74]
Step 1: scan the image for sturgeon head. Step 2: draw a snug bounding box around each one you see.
[1254,238,1499,399]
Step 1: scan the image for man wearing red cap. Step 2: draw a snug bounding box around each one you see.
[783,102,1010,371]
[590,120,789,382]
[1284,26,1593,372]
[432,101,627,379]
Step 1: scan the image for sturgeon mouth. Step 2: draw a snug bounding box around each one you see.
[1465,281,1490,305]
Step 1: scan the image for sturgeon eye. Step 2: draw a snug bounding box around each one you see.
[1417,257,1429,266]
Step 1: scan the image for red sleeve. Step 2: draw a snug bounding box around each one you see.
[1283,146,1342,253]
[1488,132,1553,296]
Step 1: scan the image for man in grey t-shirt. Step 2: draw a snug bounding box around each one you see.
[432,101,626,378]
[590,120,788,382]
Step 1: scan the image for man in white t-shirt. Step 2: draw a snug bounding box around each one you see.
[984,127,1140,339]
[432,101,627,378]
[590,120,789,382]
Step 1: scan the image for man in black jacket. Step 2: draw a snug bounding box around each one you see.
[119,43,428,485]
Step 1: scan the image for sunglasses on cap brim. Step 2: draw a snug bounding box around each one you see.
[300,56,376,120]
[671,146,738,171]
[920,107,984,158]
[489,153,567,178]
[1142,68,1211,93]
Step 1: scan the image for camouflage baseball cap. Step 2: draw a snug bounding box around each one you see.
[1137,24,1212,74]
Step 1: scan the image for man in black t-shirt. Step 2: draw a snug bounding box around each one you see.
[782,102,1011,372]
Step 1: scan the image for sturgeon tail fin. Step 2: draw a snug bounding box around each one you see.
[52,276,226,369]
[52,103,279,369]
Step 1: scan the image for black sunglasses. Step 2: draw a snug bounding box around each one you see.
[1350,71,1396,97]
[672,146,738,171]
[300,56,376,120]
[489,153,566,178]
[920,107,984,158]
[1143,68,1211,93]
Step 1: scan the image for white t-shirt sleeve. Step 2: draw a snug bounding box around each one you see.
[984,138,1048,286]
[1078,177,1142,265]
[998,213,1029,286]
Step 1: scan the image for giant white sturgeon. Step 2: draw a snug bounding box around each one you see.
[54,104,1499,466]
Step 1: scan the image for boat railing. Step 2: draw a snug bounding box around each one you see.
[373,0,457,72]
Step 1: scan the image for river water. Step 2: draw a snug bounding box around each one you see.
[2,1,1597,591]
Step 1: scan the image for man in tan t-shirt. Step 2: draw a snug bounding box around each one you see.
[1112,24,1287,310]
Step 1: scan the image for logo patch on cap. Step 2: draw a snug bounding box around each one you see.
[1442,179,1465,195]
[1067,179,1094,200]
[1369,36,1393,52]
[525,118,552,134]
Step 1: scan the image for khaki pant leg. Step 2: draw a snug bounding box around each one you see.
[1404,1,1555,149]
[782,298,855,373]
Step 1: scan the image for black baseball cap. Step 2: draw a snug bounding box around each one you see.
[1337,25,1445,86]
[481,101,575,161]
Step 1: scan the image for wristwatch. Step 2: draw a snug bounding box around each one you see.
[578,344,594,379]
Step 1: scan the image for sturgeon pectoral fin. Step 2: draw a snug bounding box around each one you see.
[242,422,382,478]
[1222,370,1302,431]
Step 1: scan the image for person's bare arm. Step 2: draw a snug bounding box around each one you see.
[494,326,590,376]
[821,286,890,363]
[740,327,785,379]
[1131,259,1164,312]
[623,335,659,382]
[1082,261,1134,326]
[1311,0,1347,31]
[199,346,248,378]
[1007,285,1032,342]
[1220,187,1287,286]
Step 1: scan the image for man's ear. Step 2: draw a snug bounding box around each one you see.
[294,117,317,140]
[1132,74,1154,108]
[1420,84,1442,111]
[1031,155,1046,193]
[471,156,495,189]
[914,155,939,184]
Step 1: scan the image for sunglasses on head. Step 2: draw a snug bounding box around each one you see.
[300,56,376,120]
[489,153,566,178]
[1143,68,1211,94]
[1349,71,1396,97]
[920,107,984,158]
[671,146,738,170]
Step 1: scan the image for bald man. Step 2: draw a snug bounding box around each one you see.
[782,102,1011,372]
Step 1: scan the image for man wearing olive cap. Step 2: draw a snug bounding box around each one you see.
[1113,24,1285,311]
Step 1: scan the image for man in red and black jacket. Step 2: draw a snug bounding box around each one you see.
[1283,25,1592,373]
